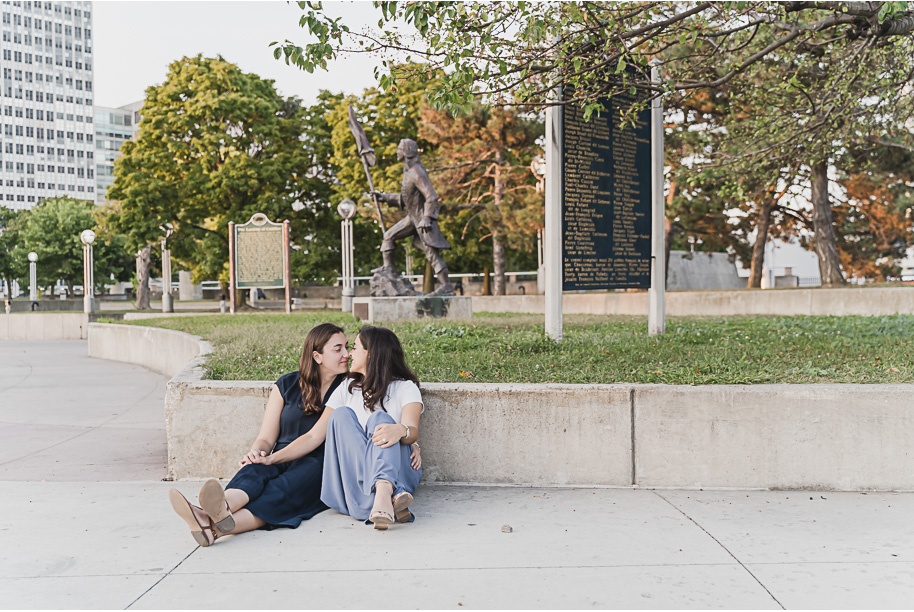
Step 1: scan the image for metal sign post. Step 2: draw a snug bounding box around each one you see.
[648,60,667,336]
[545,95,563,343]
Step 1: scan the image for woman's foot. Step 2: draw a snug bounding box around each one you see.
[369,480,395,530]
[199,478,235,533]
[169,489,215,547]
[392,491,414,523]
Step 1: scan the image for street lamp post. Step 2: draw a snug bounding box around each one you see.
[159,224,174,313]
[79,229,95,314]
[27,251,38,305]
[337,198,357,313]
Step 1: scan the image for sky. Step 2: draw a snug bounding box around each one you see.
[92,1,383,108]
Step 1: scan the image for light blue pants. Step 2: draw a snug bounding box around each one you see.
[320,406,422,521]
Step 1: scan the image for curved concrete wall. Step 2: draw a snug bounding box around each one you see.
[473,286,914,317]
[88,323,211,378]
[89,323,914,491]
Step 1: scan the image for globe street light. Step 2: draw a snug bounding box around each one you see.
[80,229,96,314]
[159,223,175,313]
[337,198,357,313]
[27,251,38,304]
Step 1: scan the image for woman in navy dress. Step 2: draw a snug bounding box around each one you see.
[168,323,349,546]
[321,326,423,530]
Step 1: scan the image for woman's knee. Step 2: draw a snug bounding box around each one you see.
[366,410,396,427]
[328,406,360,426]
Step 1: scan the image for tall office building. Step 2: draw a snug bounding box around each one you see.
[94,99,140,204]
[0,0,95,211]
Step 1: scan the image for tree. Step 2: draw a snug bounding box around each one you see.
[419,103,543,294]
[0,206,23,298]
[280,2,914,114]
[12,197,132,296]
[831,142,914,279]
[108,55,335,308]
[281,1,914,286]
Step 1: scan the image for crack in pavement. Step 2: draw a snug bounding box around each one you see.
[125,547,199,610]
[653,490,785,610]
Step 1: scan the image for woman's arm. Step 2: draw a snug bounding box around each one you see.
[240,384,283,465]
[252,407,335,466]
[371,401,421,448]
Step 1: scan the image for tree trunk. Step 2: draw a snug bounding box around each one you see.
[135,246,152,310]
[493,234,506,296]
[809,160,845,286]
[748,197,776,288]
[4,277,11,300]
[492,153,507,296]
[65,279,73,298]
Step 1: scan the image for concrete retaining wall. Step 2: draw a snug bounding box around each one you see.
[88,323,914,490]
[473,286,914,316]
[88,323,211,378]
[0,312,89,340]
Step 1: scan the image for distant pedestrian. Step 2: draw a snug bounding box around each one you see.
[168,323,350,546]
[4,298,10,315]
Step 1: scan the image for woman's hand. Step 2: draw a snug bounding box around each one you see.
[410,444,422,470]
[240,449,269,466]
[371,423,406,449]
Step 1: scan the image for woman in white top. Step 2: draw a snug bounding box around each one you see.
[320,326,423,529]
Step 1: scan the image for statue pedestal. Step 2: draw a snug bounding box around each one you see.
[353,296,472,323]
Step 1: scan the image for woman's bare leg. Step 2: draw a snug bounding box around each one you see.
[224,488,250,513]
[216,509,266,535]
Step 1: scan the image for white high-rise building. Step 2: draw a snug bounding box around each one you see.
[0,0,95,211]
[94,99,140,204]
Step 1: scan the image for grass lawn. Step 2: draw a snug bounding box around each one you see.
[115,312,914,384]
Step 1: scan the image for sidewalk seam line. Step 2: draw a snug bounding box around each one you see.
[654,491,785,610]
[630,387,636,486]
[124,547,197,610]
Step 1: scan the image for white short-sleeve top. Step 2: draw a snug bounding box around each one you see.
[325,377,424,429]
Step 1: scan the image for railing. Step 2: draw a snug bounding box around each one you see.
[797,276,822,287]
[337,271,540,284]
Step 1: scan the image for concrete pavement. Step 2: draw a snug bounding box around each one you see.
[2,341,913,609]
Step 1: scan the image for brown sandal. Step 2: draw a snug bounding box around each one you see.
[169,489,215,547]
[199,478,235,533]
[392,492,414,523]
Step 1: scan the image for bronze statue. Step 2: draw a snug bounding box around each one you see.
[371,139,454,296]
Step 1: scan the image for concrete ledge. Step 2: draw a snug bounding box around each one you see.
[89,323,914,490]
[353,295,473,322]
[88,323,212,378]
[0,312,89,340]
[634,384,914,491]
[473,286,914,317]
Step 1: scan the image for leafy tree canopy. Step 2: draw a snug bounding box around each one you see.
[108,55,337,284]
[11,197,133,294]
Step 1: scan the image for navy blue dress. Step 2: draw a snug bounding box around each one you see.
[225,371,344,530]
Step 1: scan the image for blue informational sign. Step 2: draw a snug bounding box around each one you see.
[561,93,652,290]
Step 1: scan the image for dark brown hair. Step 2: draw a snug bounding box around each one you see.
[349,326,419,413]
[298,323,345,415]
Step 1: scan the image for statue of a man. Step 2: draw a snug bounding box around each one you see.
[373,138,454,296]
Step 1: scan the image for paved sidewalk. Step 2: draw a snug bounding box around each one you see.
[0,341,167,481]
[1,341,912,609]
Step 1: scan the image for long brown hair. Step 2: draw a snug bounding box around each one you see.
[298,323,345,415]
[349,326,419,413]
